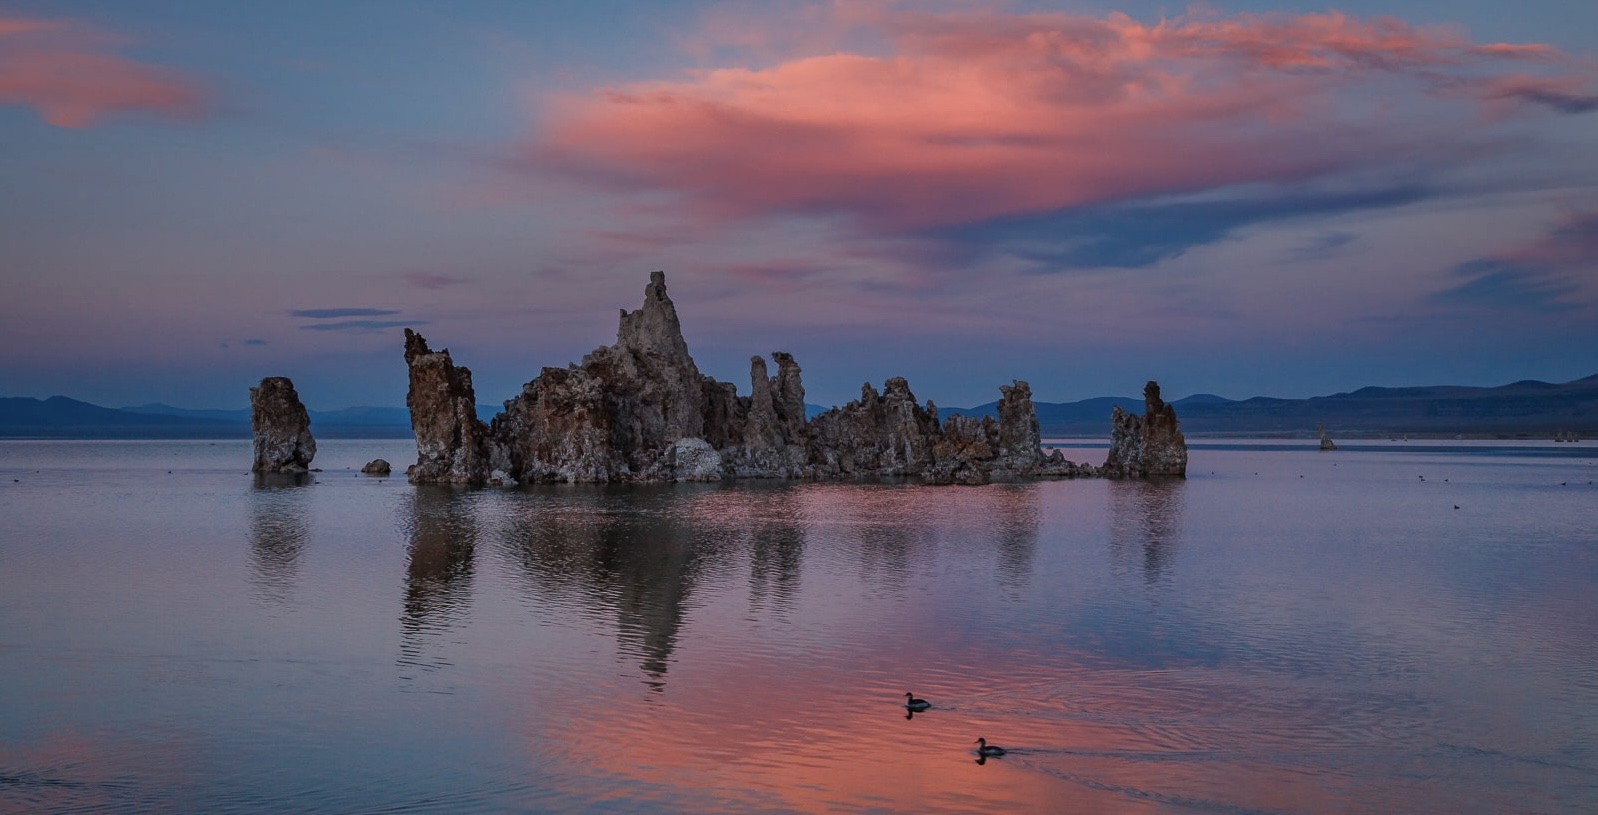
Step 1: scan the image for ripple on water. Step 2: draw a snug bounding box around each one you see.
[3,444,1597,813]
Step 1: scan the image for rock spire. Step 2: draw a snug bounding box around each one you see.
[250,376,316,472]
[1103,381,1188,478]
[404,328,504,485]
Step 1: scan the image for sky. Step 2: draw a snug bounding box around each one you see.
[2,0,1596,410]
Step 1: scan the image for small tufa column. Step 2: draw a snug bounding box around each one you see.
[1103,381,1187,478]
[250,376,316,472]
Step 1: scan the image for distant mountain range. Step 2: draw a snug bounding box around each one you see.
[4,374,1596,439]
[945,374,1598,437]
[0,397,423,439]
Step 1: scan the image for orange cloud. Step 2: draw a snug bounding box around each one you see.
[0,14,205,128]
[530,6,1595,233]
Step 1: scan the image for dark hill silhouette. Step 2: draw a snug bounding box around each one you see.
[0,396,239,436]
[946,375,1598,436]
[1,397,424,439]
[6,373,1596,438]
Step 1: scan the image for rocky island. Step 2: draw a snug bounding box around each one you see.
[250,376,316,472]
[403,271,1185,485]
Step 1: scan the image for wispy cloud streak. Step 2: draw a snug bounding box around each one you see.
[1435,209,1598,313]
[0,14,206,128]
[290,308,402,319]
[298,320,417,332]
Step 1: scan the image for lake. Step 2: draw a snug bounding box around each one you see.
[1,438,1595,813]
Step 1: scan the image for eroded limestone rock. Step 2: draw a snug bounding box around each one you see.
[361,459,392,475]
[400,271,1175,485]
[489,272,718,483]
[1103,381,1188,478]
[922,381,1099,484]
[659,438,723,482]
[724,354,811,478]
[250,376,315,473]
[809,378,940,477]
[404,329,504,485]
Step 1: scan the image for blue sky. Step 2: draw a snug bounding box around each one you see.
[2,1,1596,409]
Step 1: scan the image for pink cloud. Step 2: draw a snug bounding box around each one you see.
[0,14,205,128]
[528,6,1596,234]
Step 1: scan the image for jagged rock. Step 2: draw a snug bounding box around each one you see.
[400,270,1162,485]
[990,380,1046,477]
[770,352,808,442]
[658,438,722,482]
[927,413,999,484]
[701,377,744,450]
[724,354,811,478]
[250,377,315,472]
[489,272,718,483]
[744,355,782,452]
[494,366,618,483]
[404,329,504,485]
[1103,381,1188,478]
[361,458,391,475]
[922,381,1100,483]
[809,378,940,477]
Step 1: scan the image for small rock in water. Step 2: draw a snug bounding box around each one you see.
[361,459,392,475]
[250,377,316,473]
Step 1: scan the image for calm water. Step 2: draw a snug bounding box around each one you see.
[1,439,1595,814]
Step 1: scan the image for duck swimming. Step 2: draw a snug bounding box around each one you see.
[904,692,931,711]
[975,738,1005,757]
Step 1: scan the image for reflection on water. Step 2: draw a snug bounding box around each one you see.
[1107,478,1185,584]
[2,441,1596,814]
[248,472,311,605]
[805,483,1043,598]
[500,488,708,691]
[992,485,1041,593]
[400,487,477,680]
[744,508,805,616]
[675,486,809,619]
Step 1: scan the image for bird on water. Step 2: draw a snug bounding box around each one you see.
[904,692,931,711]
[975,738,1006,757]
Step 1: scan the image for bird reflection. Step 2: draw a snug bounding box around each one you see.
[248,471,311,605]
[1107,478,1186,584]
[399,487,477,679]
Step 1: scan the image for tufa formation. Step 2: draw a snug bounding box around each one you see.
[1102,381,1188,478]
[403,271,1185,485]
[250,376,316,472]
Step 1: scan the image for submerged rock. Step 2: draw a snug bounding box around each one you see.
[1103,381,1188,478]
[402,271,1180,485]
[250,377,315,472]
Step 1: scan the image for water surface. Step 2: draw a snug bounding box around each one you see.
[2,439,1595,813]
